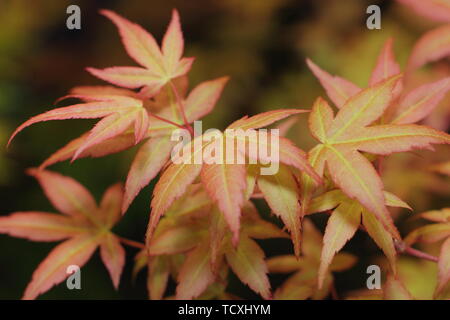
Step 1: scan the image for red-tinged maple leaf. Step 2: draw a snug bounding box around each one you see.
[9,77,228,211]
[306,189,411,288]
[302,76,450,243]
[308,38,450,125]
[31,77,228,214]
[0,169,125,299]
[405,208,450,297]
[87,9,194,99]
[147,109,321,246]
[267,219,357,300]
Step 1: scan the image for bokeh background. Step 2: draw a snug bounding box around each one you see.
[1,0,449,299]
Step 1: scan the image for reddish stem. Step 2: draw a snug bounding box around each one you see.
[169,81,194,136]
[118,236,146,250]
[394,240,438,262]
[148,113,186,130]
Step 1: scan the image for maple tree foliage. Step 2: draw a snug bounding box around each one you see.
[0,169,125,299]
[3,5,450,300]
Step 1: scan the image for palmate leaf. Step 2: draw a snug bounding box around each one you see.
[33,77,228,214]
[308,38,450,125]
[88,10,193,97]
[8,8,229,216]
[304,76,450,243]
[307,189,410,288]
[148,109,320,245]
[0,170,126,299]
[10,77,228,219]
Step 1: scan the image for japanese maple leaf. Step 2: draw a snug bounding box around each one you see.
[10,76,228,214]
[302,75,450,243]
[405,208,450,297]
[0,169,125,299]
[147,109,321,247]
[267,218,357,300]
[307,38,450,124]
[134,186,286,300]
[306,189,411,288]
[88,9,194,99]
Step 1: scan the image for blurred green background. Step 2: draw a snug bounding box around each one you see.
[1,0,448,299]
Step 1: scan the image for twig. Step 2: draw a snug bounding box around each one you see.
[394,240,438,263]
